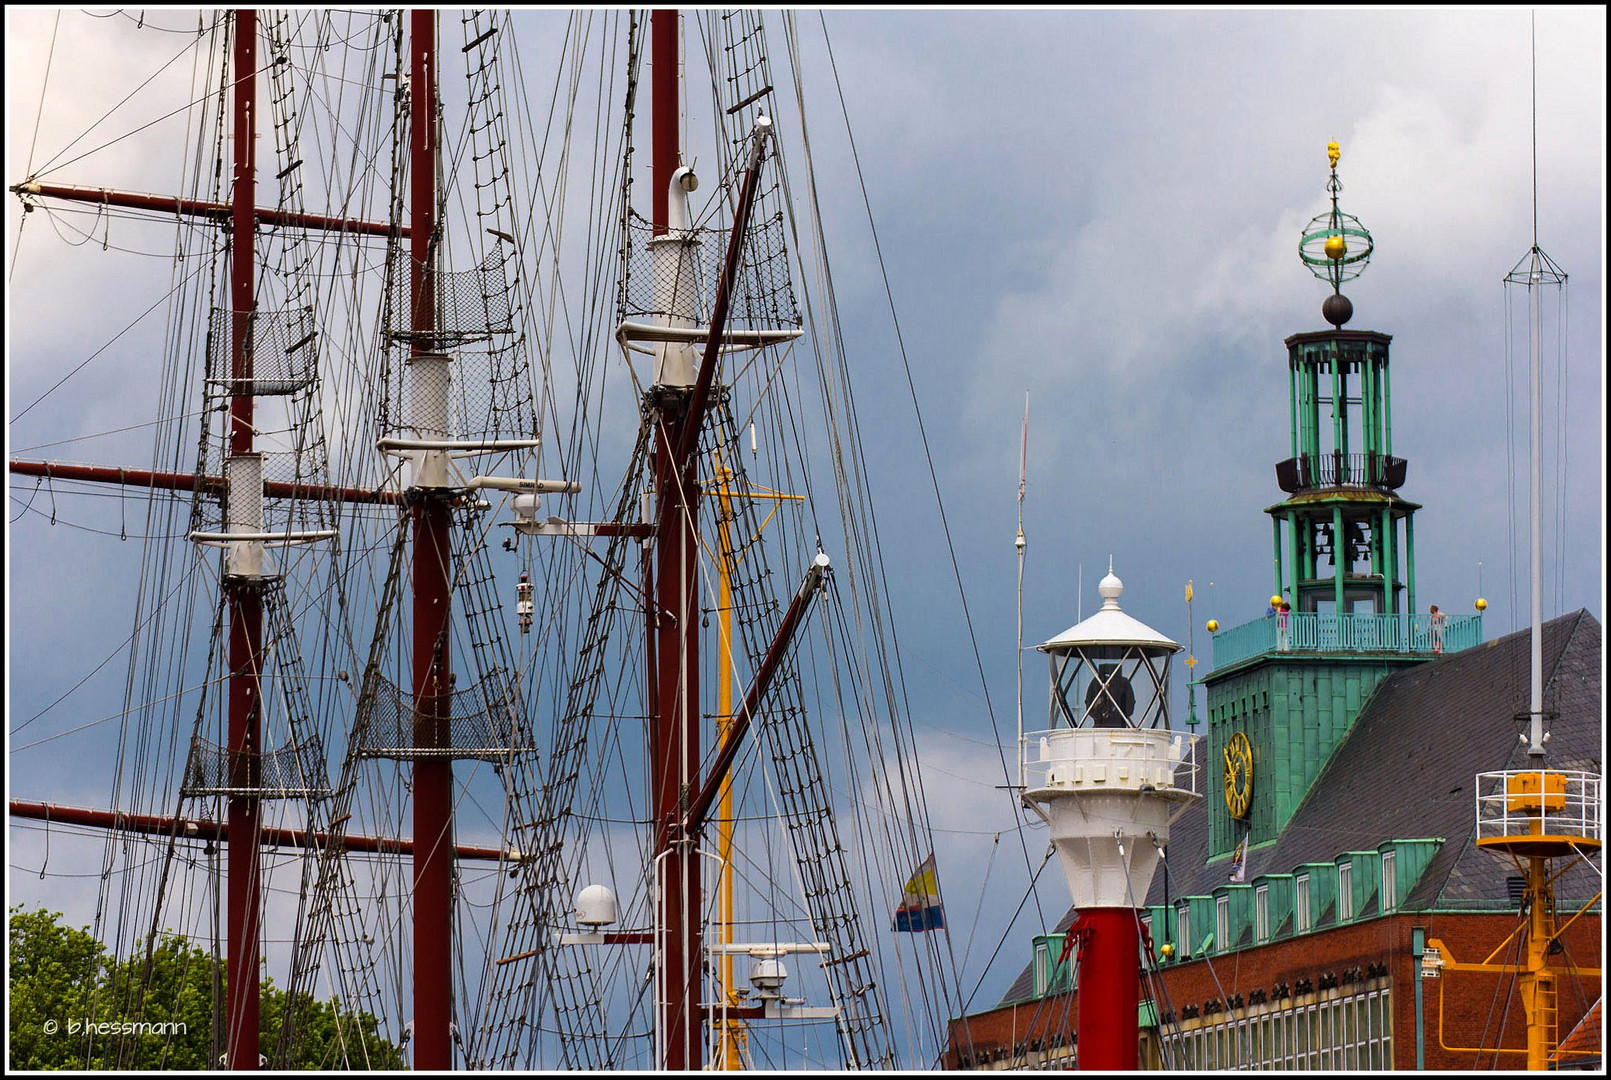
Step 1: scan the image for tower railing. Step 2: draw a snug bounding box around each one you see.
[1274,451,1407,493]
[1210,612,1482,671]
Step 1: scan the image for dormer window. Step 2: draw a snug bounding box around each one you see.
[1339,862,1354,921]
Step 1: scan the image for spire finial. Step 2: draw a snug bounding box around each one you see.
[1098,558,1123,610]
[1300,140,1374,327]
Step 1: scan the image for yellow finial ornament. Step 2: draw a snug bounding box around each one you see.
[1327,141,1341,169]
[1206,619,1219,633]
[1324,234,1347,260]
[1475,597,1488,612]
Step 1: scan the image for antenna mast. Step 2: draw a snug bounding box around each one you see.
[1503,10,1566,759]
[1015,393,1028,788]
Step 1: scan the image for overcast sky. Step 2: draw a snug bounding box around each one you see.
[6,5,1604,1032]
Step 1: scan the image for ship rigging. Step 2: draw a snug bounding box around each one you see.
[8,9,968,1070]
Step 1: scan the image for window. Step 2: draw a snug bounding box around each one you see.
[1177,904,1191,958]
[1339,862,1354,921]
[1368,993,1381,1069]
[1216,895,1229,950]
[1255,884,1270,942]
[1381,850,1397,910]
[1380,988,1393,1064]
[1296,874,1311,932]
[1344,996,1359,1069]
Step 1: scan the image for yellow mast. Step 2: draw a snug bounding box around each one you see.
[711,449,803,1070]
[1426,771,1602,1069]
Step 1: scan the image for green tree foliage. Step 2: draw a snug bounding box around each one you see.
[8,906,405,1070]
[8,906,105,1069]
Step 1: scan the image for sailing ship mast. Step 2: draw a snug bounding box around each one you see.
[404,10,453,1070]
[10,10,969,1070]
[223,12,263,1066]
[9,10,372,1067]
[642,11,830,1067]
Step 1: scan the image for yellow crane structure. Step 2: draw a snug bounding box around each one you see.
[1425,769,1601,1070]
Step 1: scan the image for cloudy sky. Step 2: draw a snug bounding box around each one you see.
[6,5,1604,1037]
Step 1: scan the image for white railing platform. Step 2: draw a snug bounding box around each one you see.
[1023,727,1198,798]
[1474,769,1602,853]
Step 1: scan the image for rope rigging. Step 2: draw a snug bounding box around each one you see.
[9,9,990,1070]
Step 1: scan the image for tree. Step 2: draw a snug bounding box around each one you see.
[8,906,405,1070]
[8,906,106,1069]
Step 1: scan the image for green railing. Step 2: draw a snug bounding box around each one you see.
[1211,612,1483,671]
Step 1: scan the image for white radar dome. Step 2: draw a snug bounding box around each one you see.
[574,883,617,927]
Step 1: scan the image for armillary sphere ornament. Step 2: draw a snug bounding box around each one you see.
[1299,141,1373,327]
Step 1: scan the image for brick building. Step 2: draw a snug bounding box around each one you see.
[945,188,1601,1069]
[948,611,1602,1071]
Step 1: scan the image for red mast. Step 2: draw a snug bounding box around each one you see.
[649,9,703,1070]
[224,10,262,1069]
[407,9,456,1071]
[1070,910,1142,1070]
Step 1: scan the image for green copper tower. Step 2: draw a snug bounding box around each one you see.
[1200,144,1482,864]
[1278,140,1415,617]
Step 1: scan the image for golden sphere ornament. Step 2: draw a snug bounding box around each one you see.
[1475,597,1488,612]
[1207,619,1219,633]
[1324,234,1347,260]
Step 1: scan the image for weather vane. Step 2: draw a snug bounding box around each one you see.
[1299,141,1374,327]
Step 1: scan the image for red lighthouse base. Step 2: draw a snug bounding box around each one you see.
[1072,907,1142,1070]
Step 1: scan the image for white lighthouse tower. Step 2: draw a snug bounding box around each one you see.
[1022,561,1200,1069]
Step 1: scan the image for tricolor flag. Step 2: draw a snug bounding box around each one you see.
[891,852,945,932]
[1229,834,1248,883]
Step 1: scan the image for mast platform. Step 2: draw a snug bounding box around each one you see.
[1473,769,1602,858]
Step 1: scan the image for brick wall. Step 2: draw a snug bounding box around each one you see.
[945,910,1601,1069]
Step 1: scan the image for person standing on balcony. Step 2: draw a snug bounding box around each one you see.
[1277,600,1292,651]
[1429,604,1446,653]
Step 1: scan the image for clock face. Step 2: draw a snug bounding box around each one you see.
[1224,731,1254,819]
